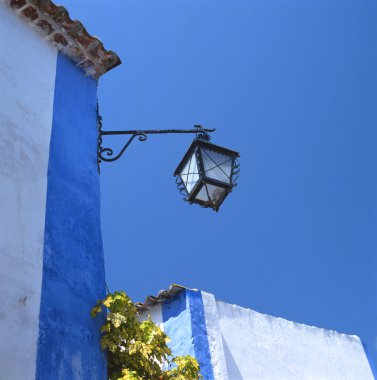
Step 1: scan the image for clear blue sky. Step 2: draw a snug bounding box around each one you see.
[60,0,377,360]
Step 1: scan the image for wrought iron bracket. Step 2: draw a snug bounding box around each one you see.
[97,109,215,173]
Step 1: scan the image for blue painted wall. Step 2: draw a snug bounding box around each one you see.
[162,290,214,380]
[36,54,107,379]
[162,290,196,360]
[187,290,215,380]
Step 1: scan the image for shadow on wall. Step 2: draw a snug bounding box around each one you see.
[222,335,243,380]
[362,342,377,379]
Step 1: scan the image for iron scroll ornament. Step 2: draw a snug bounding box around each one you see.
[99,132,148,163]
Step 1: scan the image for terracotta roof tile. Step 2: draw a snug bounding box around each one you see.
[135,284,197,312]
[6,0,121,78]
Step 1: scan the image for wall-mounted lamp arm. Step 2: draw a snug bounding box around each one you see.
[97,119,215,173]
[100,127,215,137]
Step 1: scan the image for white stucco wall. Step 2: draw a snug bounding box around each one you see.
[217,301,374,380]
[140,303,164,330]
[202,292,229,380]
[0,2,57,379]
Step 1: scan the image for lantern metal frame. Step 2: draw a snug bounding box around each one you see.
[174,137,240,211]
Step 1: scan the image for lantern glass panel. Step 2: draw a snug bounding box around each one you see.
[201,147,233,184]
[196,185,209,202]
[196,183,227,205]
[179,151,200,193]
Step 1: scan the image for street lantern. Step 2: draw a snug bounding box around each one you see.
[98,119,240,212]
[174,137,240,211]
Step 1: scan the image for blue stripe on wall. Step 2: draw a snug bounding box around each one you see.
[162,290,214,380]
[187,290,215,380]
[36,53,107,379]
[363,342,377,379]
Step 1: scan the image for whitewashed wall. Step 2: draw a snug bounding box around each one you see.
[215,298,374,380]
[144,289,375,380]
[140,304,164,329]
[0,2,57,379]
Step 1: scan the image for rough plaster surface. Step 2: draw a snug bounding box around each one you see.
[217,301,375,380]
[0,2,57,379]
[187,290,215,380]
[201,292,229,380]
[147,291,215,379]
[36,54,107,380]
[140,303,164,330]
[145,290,375,380]
[162,290,196,359]
[0,5,107,378]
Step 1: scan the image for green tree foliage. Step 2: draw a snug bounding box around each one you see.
[91,291,202,380]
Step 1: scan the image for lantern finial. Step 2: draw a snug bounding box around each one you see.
[194,125,211,141]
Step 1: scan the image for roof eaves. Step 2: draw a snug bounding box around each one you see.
[135,284,197,312]
[7,0,121,78]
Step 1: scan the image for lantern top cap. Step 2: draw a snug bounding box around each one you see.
[173,138,240,177]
